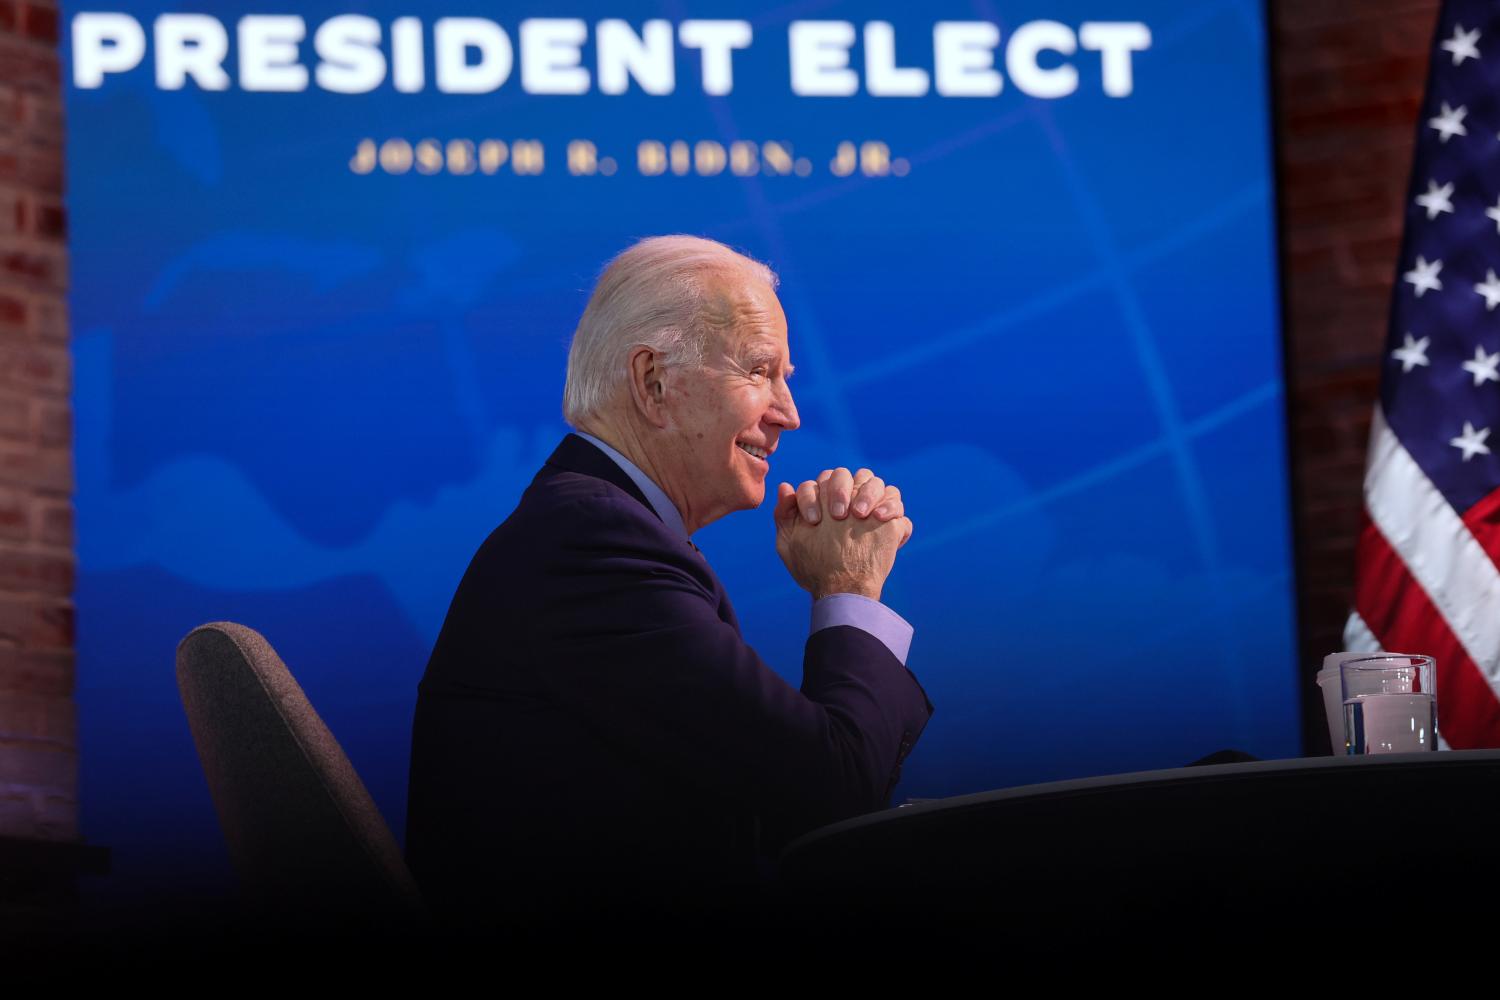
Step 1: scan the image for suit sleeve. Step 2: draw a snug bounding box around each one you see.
[522,496,935,840]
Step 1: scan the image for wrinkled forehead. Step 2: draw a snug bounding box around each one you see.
[698,268,788,354]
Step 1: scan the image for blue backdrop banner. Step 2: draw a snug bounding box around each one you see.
[62,1,1297,891]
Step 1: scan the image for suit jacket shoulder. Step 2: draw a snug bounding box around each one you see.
[422,435,728,693]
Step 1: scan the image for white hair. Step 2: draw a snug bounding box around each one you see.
[562,235,779,427]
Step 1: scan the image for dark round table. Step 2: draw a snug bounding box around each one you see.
[775,751,1500,942]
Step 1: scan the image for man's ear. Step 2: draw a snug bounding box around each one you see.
[627,345,669,428]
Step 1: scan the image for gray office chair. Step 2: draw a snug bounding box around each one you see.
[175,621,426,932]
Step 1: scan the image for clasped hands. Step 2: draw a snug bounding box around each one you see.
[773,467,913,603]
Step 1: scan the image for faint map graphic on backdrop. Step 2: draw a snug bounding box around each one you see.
[65,1,1298,897]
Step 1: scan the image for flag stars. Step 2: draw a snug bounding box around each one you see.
[1451,422,1493,461]
[1487,196,1500,235]
[1416,179,1456,220]
[1429,102,1469,143]
[1464,346,1500,386]
[1392,333,1431,373]
[1441,24,1482,65]
[1478,270,1500,310]
[1404,255,1444,296]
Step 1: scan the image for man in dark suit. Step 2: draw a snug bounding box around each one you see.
[405,236,933,934]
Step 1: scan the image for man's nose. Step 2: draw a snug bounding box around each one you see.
[771,378,800,430]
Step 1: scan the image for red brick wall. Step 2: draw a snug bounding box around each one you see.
[1272,0,1441,750]
[0,0,75,840]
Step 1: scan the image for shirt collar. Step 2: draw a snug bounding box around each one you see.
[574,431,689,540]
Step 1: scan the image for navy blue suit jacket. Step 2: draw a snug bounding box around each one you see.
[405,433,934,923]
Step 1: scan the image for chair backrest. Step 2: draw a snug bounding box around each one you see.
[175,622,425,930]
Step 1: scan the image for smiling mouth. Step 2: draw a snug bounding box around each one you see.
[736,442,770,462]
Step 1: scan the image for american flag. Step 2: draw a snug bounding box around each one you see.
[1346,2,1500,747]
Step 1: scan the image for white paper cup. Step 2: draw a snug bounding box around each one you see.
[1317,652,1357,752]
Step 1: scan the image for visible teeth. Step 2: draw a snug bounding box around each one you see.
[737,442,768,459]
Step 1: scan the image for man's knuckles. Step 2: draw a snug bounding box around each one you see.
[852,477,884,516]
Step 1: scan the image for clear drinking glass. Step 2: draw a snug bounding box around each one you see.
[1340,654,1437,755]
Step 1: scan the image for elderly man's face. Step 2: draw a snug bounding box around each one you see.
[661,272,799,530]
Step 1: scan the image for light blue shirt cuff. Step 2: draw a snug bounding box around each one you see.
[810,594,914,665]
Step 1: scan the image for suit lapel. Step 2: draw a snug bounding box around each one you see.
[545,434,742,632]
